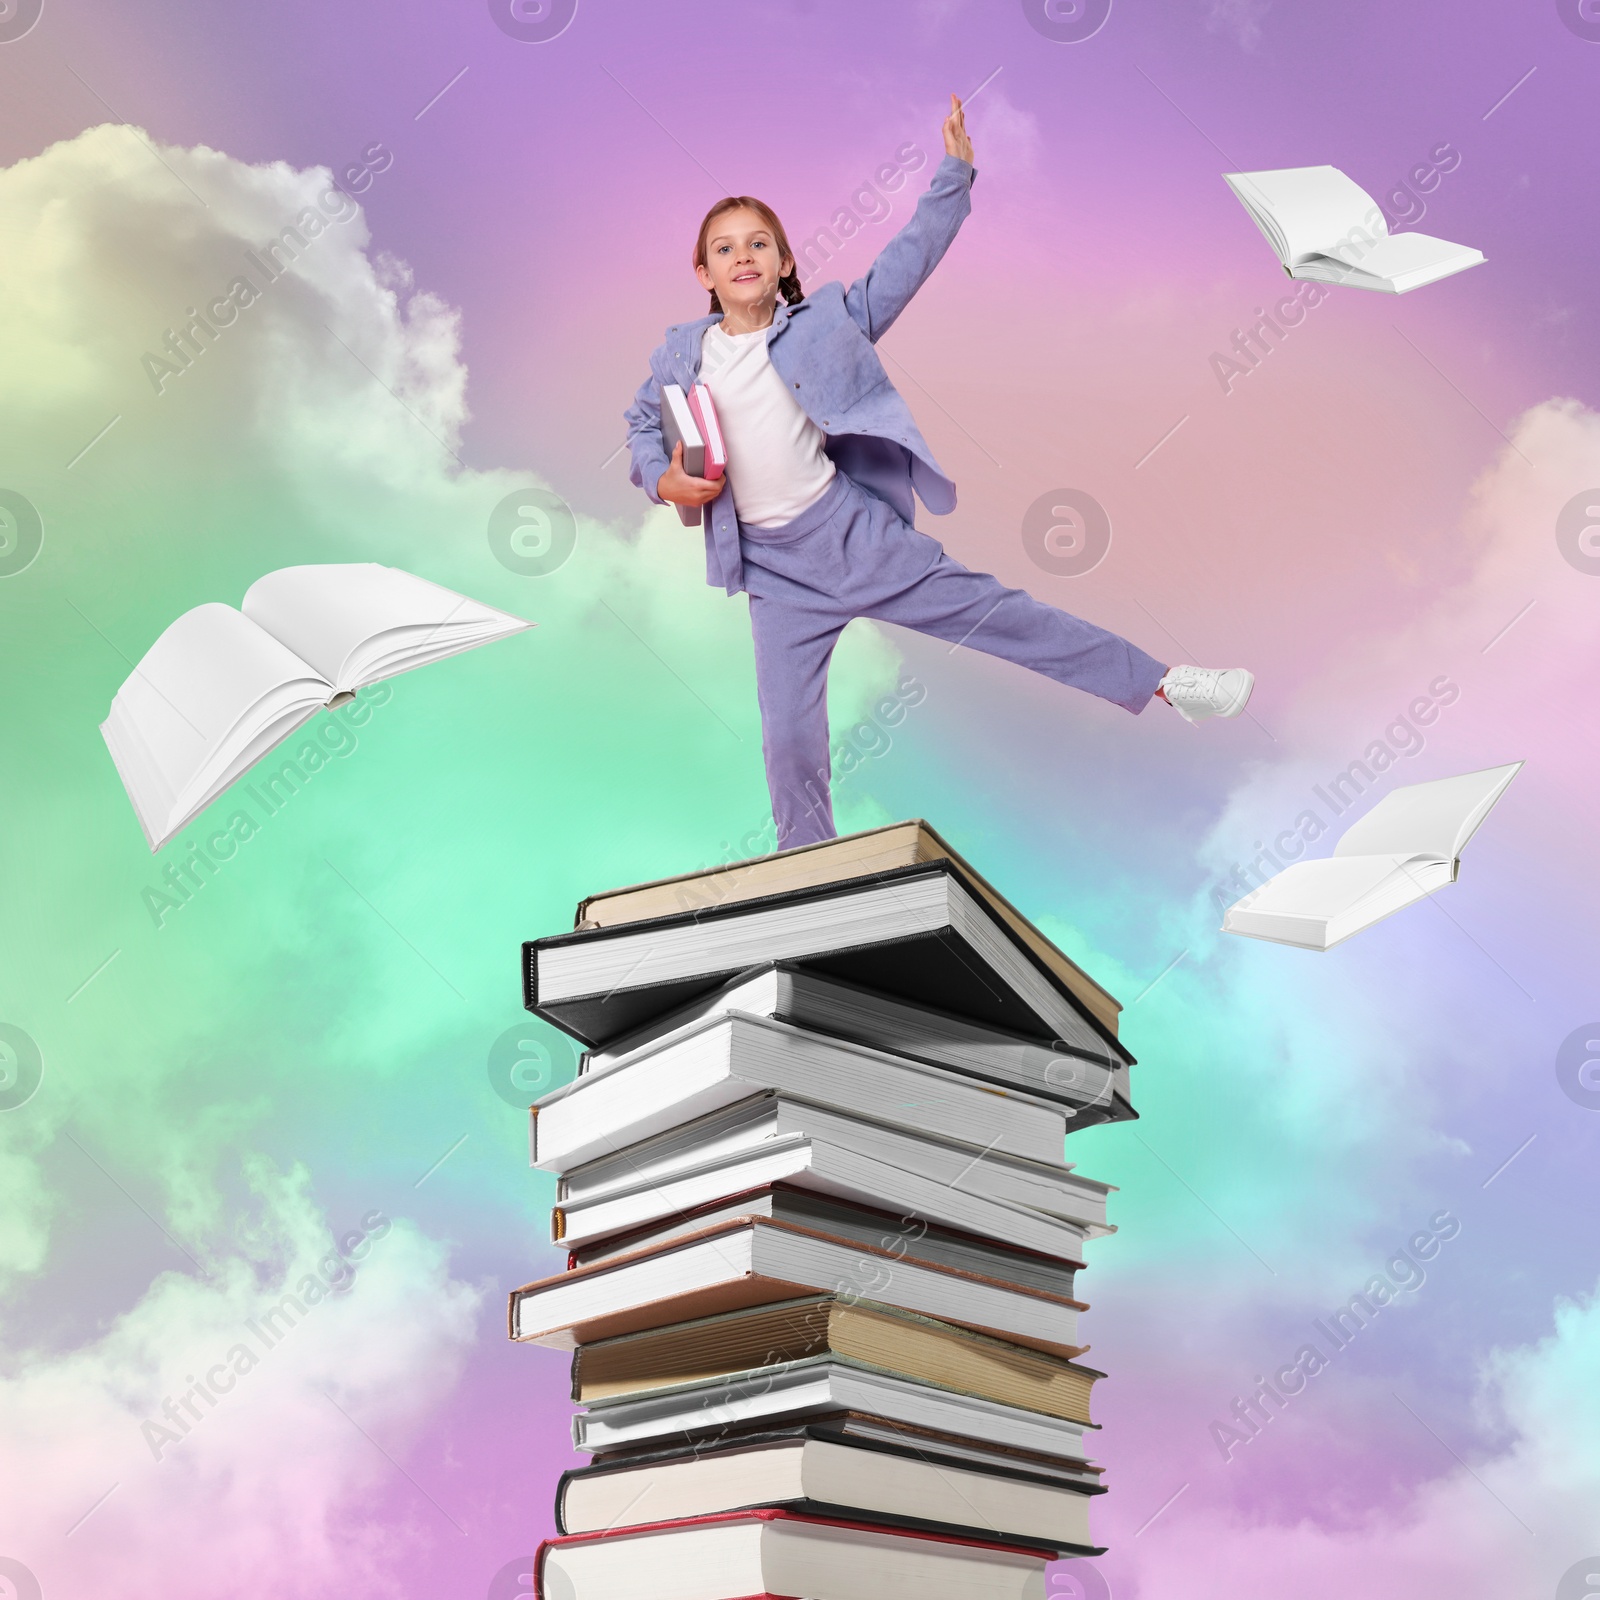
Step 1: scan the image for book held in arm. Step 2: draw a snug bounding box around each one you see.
[660,382,726,528]
[1223,762,1522,950]
[1223,164,1484,293]
[100,563,531,850]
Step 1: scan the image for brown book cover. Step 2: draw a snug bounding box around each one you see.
[571,1294,1103,1424]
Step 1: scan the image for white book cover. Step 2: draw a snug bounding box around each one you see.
[100,563,532,850]
[1223,164,1484,293]
[553,1135,1094,1259]
[1223,762,1522,950]
[532,1010,1070,1171]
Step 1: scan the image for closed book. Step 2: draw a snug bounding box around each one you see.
[556,1432,1103,1555]
[575,1357,1097,1460]
[555,1095,1110,1245]
[660,383,707,527]
[509,1216,1085,1357]
[532,1009,1072,1171]
[572,1294,1102,1423]
[585,1415,1103,1486]
[688,382,726,479]
[567,1185,1080,1301]
[534,1507,1052,1600]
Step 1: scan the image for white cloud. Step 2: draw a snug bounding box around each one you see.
[0,119,912,1592]
[1205,0,1272,49]
[0,1159,480,1595]
[966,89,1041,176]
[1196,397,1600,938]
[1136,1278,1600,1596]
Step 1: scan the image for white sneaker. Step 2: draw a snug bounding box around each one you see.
[1158,665,1254,723]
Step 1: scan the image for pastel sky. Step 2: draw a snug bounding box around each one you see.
[1,2,1597,1597]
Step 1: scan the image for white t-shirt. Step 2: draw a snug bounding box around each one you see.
[698,322,836,528]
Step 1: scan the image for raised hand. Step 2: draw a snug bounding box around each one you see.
[942,93,973,164]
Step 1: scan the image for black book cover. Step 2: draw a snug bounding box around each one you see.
[522,861,1126,1053]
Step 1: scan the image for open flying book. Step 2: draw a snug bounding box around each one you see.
[1223,165,1484,293]
[101,563,531,850]
[1223,762,1522,950]
[660,382,726,528]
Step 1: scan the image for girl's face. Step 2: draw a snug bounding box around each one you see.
[695,207,792,318]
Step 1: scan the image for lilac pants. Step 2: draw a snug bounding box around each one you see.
[741,472,1168,850]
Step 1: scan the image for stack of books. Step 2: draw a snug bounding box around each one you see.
[510,821,1134,1600]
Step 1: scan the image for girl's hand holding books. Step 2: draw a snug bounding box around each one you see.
[942,93,973,164]
[657,441,721,512]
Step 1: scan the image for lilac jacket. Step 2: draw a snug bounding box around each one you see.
[624,154,976,595]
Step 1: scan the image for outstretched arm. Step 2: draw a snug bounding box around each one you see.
[842,96,976,343]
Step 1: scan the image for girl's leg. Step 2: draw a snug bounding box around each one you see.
[858,538,1167,714]
[748,593,848,849]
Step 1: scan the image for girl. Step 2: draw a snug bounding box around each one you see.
[625,96,1254,851]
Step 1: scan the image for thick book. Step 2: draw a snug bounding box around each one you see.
[567,1186,1080,1301]
[586,1414,1103,1487]
[556,1432,1102,1555]
[555,1138,1091,1261]
[660,382,726,528]
[525,861,1125,1052]
[533,1010,1073,1171]
[554,1097,1108,1252]
[571,1295,1102,1423]
[581,963,1133,1125]
[573,1358,1094,1460]
[100,563,531,850]
[1223,762,1521,950]
[570,819,1123,1040]
[534,1508,1052,1600]
[1223,165,1484,293]
[509,1215,1086,1357]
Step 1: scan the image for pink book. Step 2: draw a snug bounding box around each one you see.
[687,383,727,480]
